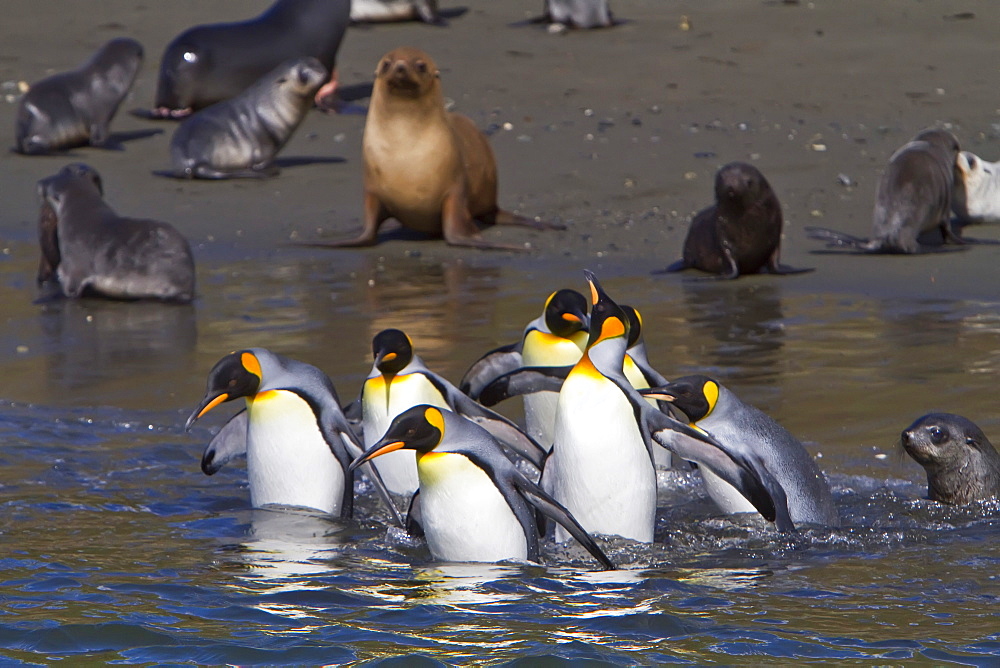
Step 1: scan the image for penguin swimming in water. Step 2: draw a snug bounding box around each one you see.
[642,375,840,527]
[540,270,793,542]
[460,289,590,448]
[186,348,400,522]
[348,404,615,569]
[347,329,547,496]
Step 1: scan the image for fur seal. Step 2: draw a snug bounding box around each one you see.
[15,38,143,154]
[36,163,195,302]
[901,413,1000,505]
[806,129,968,253]
[315,47,563,250]
[351,0,442,24]
[169,57,327,179]
[660,162,811,279]
[149,0,349,118]
[952,151,1000,224]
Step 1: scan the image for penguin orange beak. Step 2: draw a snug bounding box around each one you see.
[348,440,407,473]
[185,393,230,431]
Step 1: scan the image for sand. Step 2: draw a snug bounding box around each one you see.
[3,0,1000,299]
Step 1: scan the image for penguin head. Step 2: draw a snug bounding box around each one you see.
[372,328,414,375]
[620,305,643,348]
[348,404,445,472]
[583,270,629,350]
[645,374,720,423]
[543,289,590,338]
[185,350,263,429]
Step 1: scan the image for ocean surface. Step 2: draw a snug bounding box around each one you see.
[1,244,998,665]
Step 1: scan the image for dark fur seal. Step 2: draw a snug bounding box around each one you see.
[37,164,195,302]
[315,47,563,250]
[149,0,349,118]
[661,162,811,279]
[902,413,1000,505]
[169,57,327,179]
[15,38,143,154]
[806,129,967,253]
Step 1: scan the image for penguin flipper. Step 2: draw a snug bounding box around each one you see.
[429,374,548,469]
[200,409,248,475]
[515,478,615,570]
[478,365,572,407]
[459,343,522,398]
[405,490,424,538]
[342,397,362,424]
[339,432,404,528]
[645,408,795,532]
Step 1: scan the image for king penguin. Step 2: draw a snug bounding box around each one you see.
[349,404,614,569]
[643,375,840,527]
[186,348,400,522]
[541,270,793,543]
[347,329,547,494]
[460,289,590,448]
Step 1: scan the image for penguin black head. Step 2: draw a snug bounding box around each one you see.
[645,374,720,423]
[185,350,263,429]
[620,305,643,348]
[543,289,590,338]
[583,270,629,349]
[372,329,414,375]
[349,404,445,472]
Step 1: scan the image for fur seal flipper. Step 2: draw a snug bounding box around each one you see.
[902,413,1000,505]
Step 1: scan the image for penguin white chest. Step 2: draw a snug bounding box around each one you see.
[549,370,656,543]
[417,452,527,563]
[246,390,344,515]
[522,333,585,449]
[363,373,446,495]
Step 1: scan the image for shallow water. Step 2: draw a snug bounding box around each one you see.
[1,244,999,664]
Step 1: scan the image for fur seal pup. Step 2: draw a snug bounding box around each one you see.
[36,164,195,302]
[315,47,563,250]
[351,0,442,24]
[806,129,968,254]
[149,0,350,118]
[15,38,143,154]
[661,162,811,279]
[901,413,1000,505]
[953,151,1000,224]
[169,58,327,179]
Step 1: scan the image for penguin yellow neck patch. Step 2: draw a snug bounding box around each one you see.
[241,352,262,379]
[703,380,720,417]
[424,406,445,435]
[599,316,625,341]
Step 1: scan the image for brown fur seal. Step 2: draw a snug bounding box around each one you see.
[169,58,327,179]
[316,47,563,250]
[15,38,143,154]
[806,129,972,253]
[148,0,349,119]
[36,164,195,302]
[902,413,1000,505]
[661,162,811,279]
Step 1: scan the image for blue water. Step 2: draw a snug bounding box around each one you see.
[1,248,998,664]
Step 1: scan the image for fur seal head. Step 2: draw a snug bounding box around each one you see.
[374,47,441,104]
[901,413,1000,505]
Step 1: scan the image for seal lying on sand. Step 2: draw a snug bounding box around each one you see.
[952,150,1000,224]
[806,129,969,253]
[148,0,349,118]
[36,164,195,302]
[169,58,327,179]
[15,38,143,154]
[659,162,811,279]
[351,0,442,24]
[901,413,1000,505]
[314,47,563,250]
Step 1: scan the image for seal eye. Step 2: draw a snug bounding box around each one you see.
[379,60,390,75]
[415,61,428,74]
[928,426,946,445]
